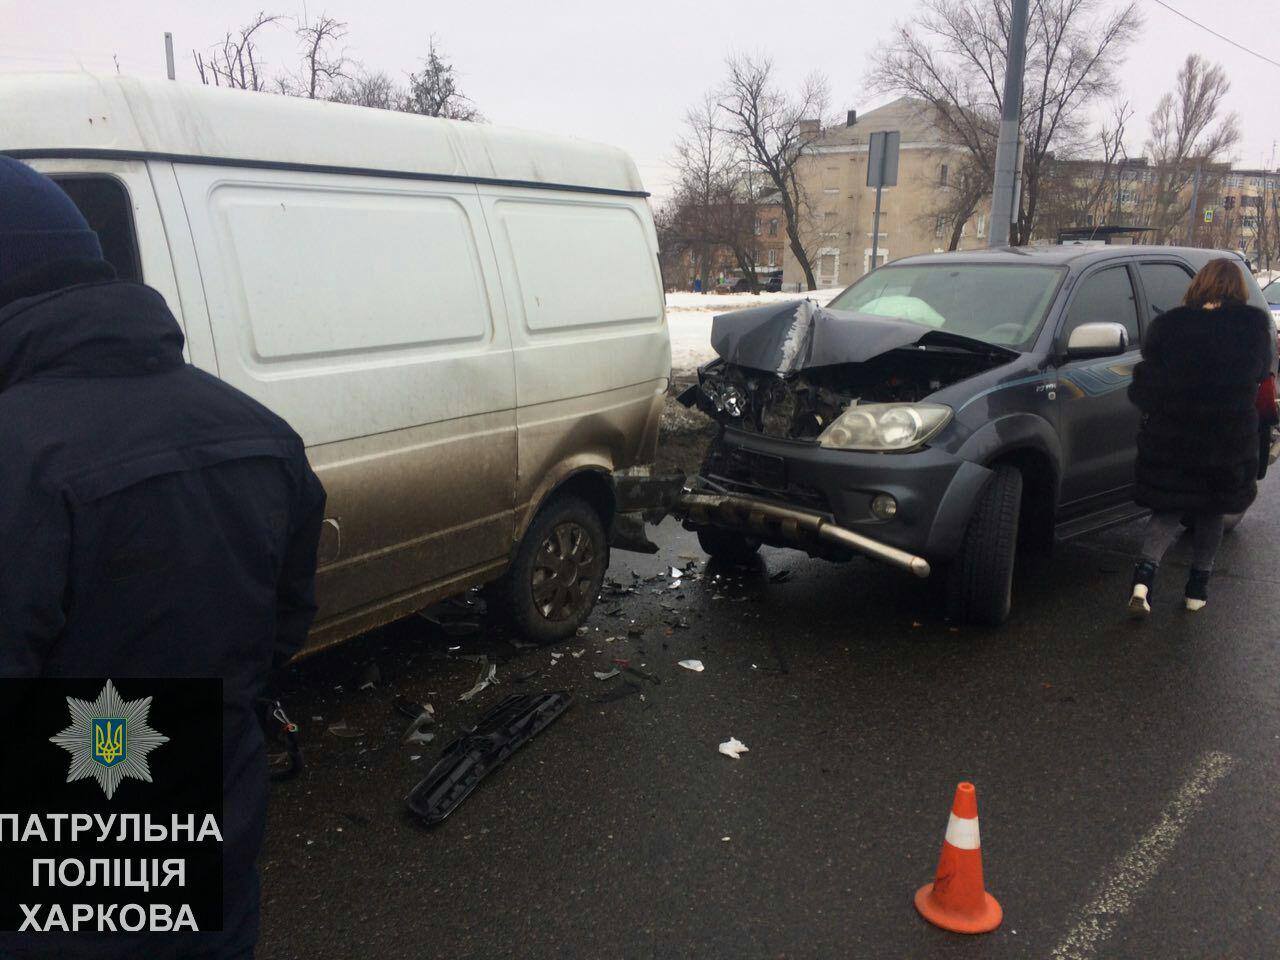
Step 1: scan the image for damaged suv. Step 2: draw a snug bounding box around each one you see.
[677,246,1268,624]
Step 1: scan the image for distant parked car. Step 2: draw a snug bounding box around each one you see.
[762,272,783,292]
[1263,276,1280,325]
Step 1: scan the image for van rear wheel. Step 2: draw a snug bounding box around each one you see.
[499,495,608,645]
[946,465,1022,627]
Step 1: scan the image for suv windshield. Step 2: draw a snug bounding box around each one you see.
[827,263,1066,349]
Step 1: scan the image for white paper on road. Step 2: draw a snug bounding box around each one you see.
[719,737,749,759]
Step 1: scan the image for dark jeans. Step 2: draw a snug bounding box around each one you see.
[1140,510,1225,573]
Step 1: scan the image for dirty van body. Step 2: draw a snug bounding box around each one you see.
[5,74,670,653]
[678,246,1271,625]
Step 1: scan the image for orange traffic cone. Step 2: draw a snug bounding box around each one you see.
[914,781,1002,934]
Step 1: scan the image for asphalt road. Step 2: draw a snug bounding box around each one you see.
[258,482,1280,960]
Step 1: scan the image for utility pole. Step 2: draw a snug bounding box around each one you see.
[164,32,176,80]
[1184,162,1202,246]
[988,0,1029,248]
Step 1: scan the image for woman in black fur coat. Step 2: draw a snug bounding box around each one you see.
[1127,258,1274,616]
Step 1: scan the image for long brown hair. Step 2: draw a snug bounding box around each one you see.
[1184,258,1248,308]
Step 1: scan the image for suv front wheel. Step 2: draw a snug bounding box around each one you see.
[946,465,1023,626]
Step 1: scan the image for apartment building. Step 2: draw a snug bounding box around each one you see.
[781,97,992,290]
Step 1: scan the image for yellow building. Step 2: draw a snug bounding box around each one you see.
[782,97,992,290]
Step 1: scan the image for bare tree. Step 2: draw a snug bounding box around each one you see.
[871,0,1141,244]
[274,15,352,100]
[1034,100,1133,239]
[1143,55,1241,245]
[402,39,481,120]
[718,53,830,290]
[329,70,401,110]
[925,154,989,250]
[193,17,482,122]
[1254,179,1280,273]
[667,96,739,290]
[192,12,280,90]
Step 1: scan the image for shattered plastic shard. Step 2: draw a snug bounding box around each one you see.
[327,721,365,739]
[403,710,437,745]
[678,660,705,672]
[593,668,622,680]
[458,661,498,702]
[719,737,749,759]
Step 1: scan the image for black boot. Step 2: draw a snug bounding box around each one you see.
[1129,561,1157,618]
[1184,569,1211,612]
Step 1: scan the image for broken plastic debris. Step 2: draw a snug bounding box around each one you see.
[669,566,684,579]
[458,661,498,702]
[718,737,749,759]
[596,680,641,704]
[402,707,437,745]
[393,695,432,720]
[678,659,705,672]
[327,721,365,739]
[406,692,574,825]
[620,665,661,685]
[593,668,621,680]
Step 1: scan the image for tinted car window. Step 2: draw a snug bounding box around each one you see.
[1137,262,1193,321]
[1062,266,1139,348]
[50,175,142,282]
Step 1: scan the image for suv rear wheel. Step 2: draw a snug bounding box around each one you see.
[946,465,1023,626]
[497,495,608,645]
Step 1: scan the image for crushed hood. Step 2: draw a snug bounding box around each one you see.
[709,299,1018,375]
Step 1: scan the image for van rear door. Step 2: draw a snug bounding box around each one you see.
[476,187,670,534]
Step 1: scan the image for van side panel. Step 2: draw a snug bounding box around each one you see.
[173,165,518,646]
[477,188,670,537]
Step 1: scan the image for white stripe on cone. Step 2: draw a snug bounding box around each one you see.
[944,812,981,850]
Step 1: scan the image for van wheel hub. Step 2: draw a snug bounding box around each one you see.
[531,522,597,621]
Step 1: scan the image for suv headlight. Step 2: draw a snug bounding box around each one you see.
[818,403,953,452]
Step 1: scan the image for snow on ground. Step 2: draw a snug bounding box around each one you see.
[665,288,844,374]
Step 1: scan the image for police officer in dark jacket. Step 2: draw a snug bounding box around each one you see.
[0,157,325,958]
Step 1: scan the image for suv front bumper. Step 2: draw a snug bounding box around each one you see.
[698,427,994,562]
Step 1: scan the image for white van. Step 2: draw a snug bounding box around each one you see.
[2,74,671,654]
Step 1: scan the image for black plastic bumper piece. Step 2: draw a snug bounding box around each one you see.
[406,692,574,825]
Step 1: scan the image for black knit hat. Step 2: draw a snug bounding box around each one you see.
[0,156,104,284]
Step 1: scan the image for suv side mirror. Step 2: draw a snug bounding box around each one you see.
[1065,322,1129,360]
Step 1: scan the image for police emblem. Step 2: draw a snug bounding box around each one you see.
[50,680,169,799]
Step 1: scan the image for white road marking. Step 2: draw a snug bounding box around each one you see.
[1050,751,1236,960]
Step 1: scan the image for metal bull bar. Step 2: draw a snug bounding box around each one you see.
[676,491,932,579]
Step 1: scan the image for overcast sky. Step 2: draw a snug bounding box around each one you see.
[3,0,1278,198]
